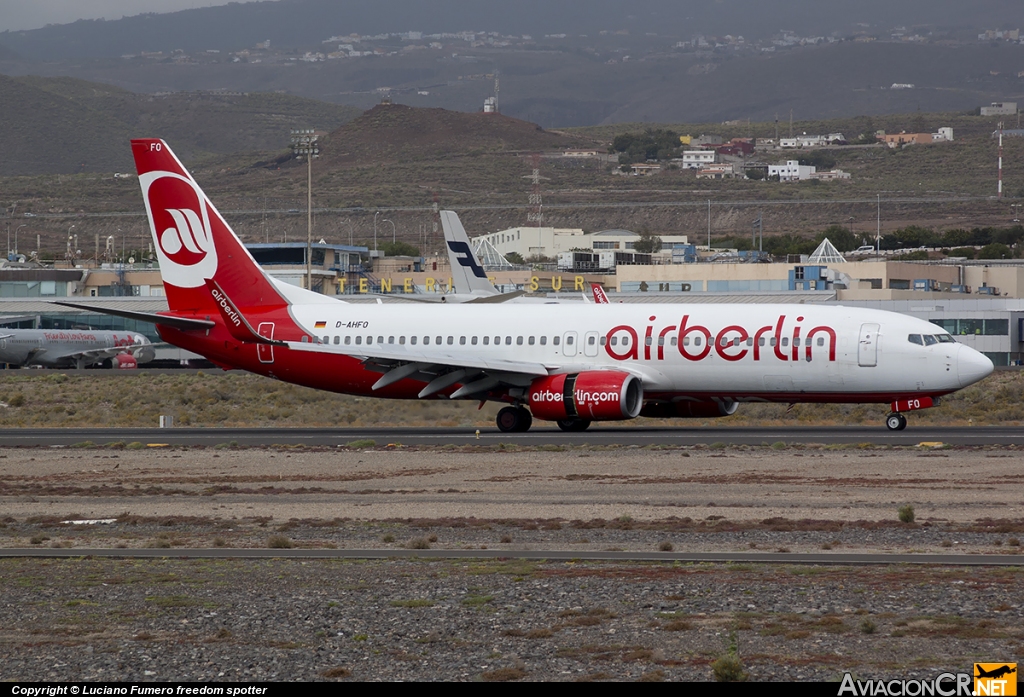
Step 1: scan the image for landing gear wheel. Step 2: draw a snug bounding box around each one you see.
[496,406,533,433]
[556,418,592,432]
[885,413,907,431]
[516,407,533,432]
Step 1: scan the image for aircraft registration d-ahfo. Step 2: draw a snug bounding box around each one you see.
[60,139,994,432]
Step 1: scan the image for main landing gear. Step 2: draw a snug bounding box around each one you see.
[496,406,533,433]
[556,418,591,432]
[885,413,908,431]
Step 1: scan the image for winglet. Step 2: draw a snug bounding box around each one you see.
[205,279,286,345]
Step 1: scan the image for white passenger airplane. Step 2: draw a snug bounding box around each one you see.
[0,328,154,369]
[61,139,994,432]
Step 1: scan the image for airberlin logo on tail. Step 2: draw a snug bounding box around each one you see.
[139,169,218,289]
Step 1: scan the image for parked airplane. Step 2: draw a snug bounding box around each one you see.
[0,328,154,369]
[61,139,994,432]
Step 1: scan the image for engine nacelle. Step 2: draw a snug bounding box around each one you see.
[529,371,643,422]
[640,400,738,419]
[111,354,138,370]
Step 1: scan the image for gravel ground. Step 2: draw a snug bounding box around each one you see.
[1,443,1023,681]
[1,557,1021,682]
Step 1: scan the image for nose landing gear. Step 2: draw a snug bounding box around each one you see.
[885,413,908,431]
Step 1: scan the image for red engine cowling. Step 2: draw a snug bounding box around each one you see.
[529,371,643,422]
[111,354,138,370]
[640,400,739,419]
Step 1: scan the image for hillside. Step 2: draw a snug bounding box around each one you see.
[0,74,134,175]
[321,103,587,164]
[0,74,362,175]
[1,103,1022,262]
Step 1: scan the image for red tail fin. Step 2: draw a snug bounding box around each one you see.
[591,283,610,304]
[132,139,286,313]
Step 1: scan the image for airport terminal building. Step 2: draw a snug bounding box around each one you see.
[4,244,1024,367]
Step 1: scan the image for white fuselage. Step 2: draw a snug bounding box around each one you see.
[287,302,992,402]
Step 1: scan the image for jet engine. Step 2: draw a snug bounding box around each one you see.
[111,354,138,370]
[529,371,643,421]
[640,400,738,419]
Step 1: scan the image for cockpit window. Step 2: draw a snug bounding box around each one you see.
[936,334,955,343]
[923,334,938,346]
[908,334,924,345]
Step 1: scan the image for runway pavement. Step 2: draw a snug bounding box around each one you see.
[0,425,1021,447]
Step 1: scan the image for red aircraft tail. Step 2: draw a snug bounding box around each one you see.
[131,139,287,314]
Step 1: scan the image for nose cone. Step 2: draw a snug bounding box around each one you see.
[957,344,994,388]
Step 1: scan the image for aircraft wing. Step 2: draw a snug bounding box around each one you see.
[287,340,557,398]
[55,342,152,366]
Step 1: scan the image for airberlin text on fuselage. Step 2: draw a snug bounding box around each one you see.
[605,314,837,363]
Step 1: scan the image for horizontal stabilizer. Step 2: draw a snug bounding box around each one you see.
[51,302,215,331]
[462,290,526,304]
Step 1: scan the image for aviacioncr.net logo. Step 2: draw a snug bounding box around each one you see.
[139,170,218,288]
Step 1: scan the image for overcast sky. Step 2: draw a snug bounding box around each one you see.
[0,0,270,32]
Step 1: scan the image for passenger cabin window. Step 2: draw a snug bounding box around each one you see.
[505,336,512,345]
[345,336,352,345]
[540,336,547,346]
[459,336,466,345]
[517,336,524,345]
[355,336,362,345]
[447,336,454,345]
[528,336,535,345]
[333,336,340,345]
[410,336,417,345]
[483,336,490,345]
[399,336,406,345]
[566,336,574,345]
[553,336,560,346]
[471,336,478,345]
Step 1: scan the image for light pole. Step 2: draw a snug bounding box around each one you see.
[67,224,75,263]
[383,218,396,245]
[15,224,27,256]
[373,211,380,252]
[343,219,354,247]
[290,129,320,291]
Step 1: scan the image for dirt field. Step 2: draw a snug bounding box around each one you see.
[2,444,1022,554]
